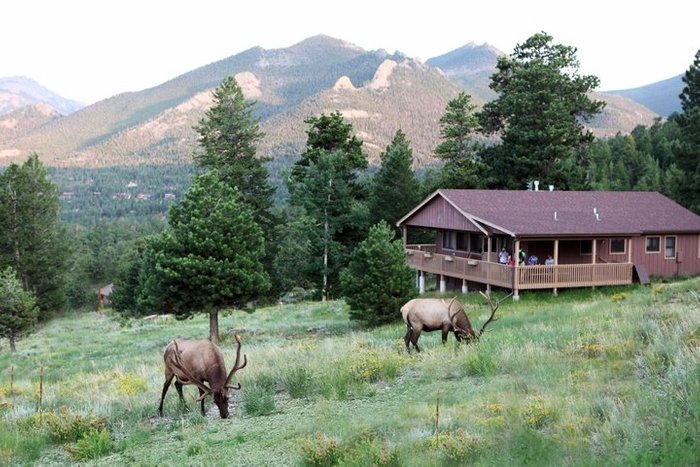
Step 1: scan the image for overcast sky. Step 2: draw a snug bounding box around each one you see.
[2,0,697,104]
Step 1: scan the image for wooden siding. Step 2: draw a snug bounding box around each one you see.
[404,197,482,232]
[629,234,700,276]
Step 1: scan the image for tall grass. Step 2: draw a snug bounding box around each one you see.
[0,279,698,465]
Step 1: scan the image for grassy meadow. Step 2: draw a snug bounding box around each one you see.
[1,278,699,466]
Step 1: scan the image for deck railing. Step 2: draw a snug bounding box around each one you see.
[405,247,633,290]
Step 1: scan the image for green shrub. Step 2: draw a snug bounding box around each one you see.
[463,349,498,377]
[69,428,111,461]
[243,375,276,416]
[20,406,107,443]
[283,366,314,399]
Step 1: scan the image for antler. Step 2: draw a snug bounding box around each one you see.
[224,335,247,389]
[477,291,512,337]
[170,340,212,400]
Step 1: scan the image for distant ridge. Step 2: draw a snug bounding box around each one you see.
[604,75,683,117]
[0,35,671,169]
[0,76,84,116]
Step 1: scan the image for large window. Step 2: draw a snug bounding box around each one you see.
[665,236,676,259]
[645,236,660,253]
[610,239,626,255]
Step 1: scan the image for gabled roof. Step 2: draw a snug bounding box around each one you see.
[397,189,700,237]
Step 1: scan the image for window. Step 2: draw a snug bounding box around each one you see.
[580,240,592,255]
[646,236,660,253]
[456,232,467,251]
[610,239,626,254]
[442,231,456,250]
[443,231,468,251]
[665,236,676,259]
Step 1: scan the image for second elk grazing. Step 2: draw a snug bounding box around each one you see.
[401,292,508,353]
[158,335,247,419]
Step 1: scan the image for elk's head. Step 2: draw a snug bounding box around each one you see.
[446,297,477,340]
[211,388,231,419]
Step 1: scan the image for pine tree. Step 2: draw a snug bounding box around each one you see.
[340,222,417,325]
[286,113,370,300]
[0,267,38,352]
[671,49,700,213]
[193,76,276,234]
[368,130,422,231]
[0,154,70,318]
[433,92,485,189]
[149,171,270,343]
[479,32,604,190]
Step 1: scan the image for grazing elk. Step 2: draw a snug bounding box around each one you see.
[401,292,509,352]
[401,297,476,353]
[158,335,247,419]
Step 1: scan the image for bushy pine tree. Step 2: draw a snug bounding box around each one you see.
[148,170,270,343]
[0,154,69,317]
[0,267,38,352]
[340,221,416,325]
[479,32,604,190]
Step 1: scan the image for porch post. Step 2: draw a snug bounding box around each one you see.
[486,236,492,291]
[462,279,468,294]
[553,239,559,296]
[513,239,520,301]
[592,239,597,292]
[419,270,425,294]
[440,275,446,293]
[402,226,407,248]
[627,238,632,264]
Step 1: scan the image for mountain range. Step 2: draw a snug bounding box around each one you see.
[0,35,683,170]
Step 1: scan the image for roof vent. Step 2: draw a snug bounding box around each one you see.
[554,211,558,221]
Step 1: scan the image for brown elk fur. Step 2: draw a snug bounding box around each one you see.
[158,336,246,418]
[401,297,476,353]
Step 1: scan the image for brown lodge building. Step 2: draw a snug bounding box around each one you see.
[397,189,700,299]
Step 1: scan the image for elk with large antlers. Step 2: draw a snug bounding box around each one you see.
[401,297,477,353]
[401,292,511,352]
[158,335,247,418]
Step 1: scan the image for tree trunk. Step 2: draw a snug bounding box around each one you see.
[9,335,17,353]
[209,310,220,344]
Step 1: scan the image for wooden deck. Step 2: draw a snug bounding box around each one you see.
[406,247,634,291]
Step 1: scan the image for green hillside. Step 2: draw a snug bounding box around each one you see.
[1,279,698,465]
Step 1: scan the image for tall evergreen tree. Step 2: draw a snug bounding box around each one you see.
[671,49,700,213]
[193,76,275,232]
[148,171,270,343]
[368,130,421,231]
[0,154,69,317]
[286,113,370,300]
[479,32,604,190]
[340,221,417,326]
[290,111,366,189]
[433,92,485,190]
[0,267,38,352]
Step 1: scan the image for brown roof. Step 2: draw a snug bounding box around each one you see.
[398,189,700,237]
